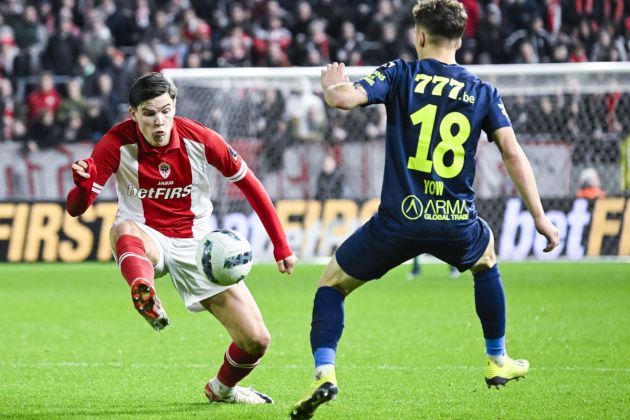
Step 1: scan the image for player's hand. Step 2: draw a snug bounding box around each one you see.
[276,254,297,274]
[72,159,91,179]
[321,62,350,92]
[71,157,97,188]
[534,216,560,252]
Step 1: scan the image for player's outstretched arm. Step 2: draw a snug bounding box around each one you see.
[492,127,560,252]
[233,170,297,274]
[66,158,98,217]
[321,62,368,110]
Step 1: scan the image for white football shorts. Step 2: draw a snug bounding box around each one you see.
[133,221,237,312]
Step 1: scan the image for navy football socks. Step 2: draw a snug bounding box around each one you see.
[473,264,507,356]
[311,286,345,367]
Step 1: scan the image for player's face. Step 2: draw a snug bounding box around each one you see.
[131,92,176,147]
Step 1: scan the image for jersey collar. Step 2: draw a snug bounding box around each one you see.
[135,120,181,154]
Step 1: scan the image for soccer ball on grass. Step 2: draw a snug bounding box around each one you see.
[195,229,253,286]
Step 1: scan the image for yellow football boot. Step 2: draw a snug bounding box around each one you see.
[485,355,529,388]
[290,369,338,419]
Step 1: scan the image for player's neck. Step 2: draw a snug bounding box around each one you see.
[417,47,457,65]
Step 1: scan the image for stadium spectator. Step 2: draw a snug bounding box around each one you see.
[94,72,122,123]
[144,9,171,45]
[364,0,398,42]
[10,4,46,53]
[128,43,157,77]
[294,105,327,143]
[504,0,541,33]
[26,71,61,123]
[154,26,188,70]
[364,105,387,141]
[461,0,479,39]
[476,3,507,64]
[82,98,113,141]
[81,9,113,64]
[255,16,292,63]
[332,21,363,63]
[10,116,27,147]
[134,0,152,41]
[262,41,290,67]
[569,41,589,62]
[42,16,81,76]
[576,167,606,199]
[373,21,401,63]
[184,50,203,68]
[74,53,99,97]
[574,18,596,57]
[57,77,86,125]
[542,0,563,35]
[181,7,212,46]
[226,4,253,35]
[591,26,628,62]
[102,47,135,103]
[291,1,316,39]
[0,77,24,141]
[256,87,288,171]
[218,26,253,67]
[0,27,18,78]
[103,2,138,47]
[60,109,89,143]
[326,110,349,144]
[65,72,296,405]
[260,118,290,173]
[305,19,330,62]
[563,94,592,138]
[551,42,569,63]
[29,109,61,149]
[338,107,370,143]
[315,154,344,200]
[408,255,461,279]
[505,17,553,63]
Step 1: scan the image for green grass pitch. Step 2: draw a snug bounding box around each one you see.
[1,262,629,419]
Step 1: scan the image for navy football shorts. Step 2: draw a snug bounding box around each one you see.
[335,216,491,281]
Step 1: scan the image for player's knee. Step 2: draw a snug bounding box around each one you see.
[240,329,271,354]
[318,258,362,296]
[111,220,141,239]
[470,251,496,273]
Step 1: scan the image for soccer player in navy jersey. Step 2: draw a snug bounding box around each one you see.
[66,73,297,405]
[291,0,559,417]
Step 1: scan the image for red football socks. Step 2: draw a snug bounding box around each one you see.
[115,235,154,287]
[216,342,264,387]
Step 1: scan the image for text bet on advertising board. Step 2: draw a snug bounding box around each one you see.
[0,198,629,262]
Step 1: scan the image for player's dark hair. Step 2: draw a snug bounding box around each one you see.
[412,0,467,42]
[128,72,177,108]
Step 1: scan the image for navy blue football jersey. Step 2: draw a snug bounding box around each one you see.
[357,58,511,239]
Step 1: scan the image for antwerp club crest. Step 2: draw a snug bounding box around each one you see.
[158,162,171,179]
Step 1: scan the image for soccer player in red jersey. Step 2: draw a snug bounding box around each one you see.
[66,72,297,404]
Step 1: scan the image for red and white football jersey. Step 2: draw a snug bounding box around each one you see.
[90,116,248,239]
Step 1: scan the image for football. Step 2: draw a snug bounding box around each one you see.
[195,229,253,286]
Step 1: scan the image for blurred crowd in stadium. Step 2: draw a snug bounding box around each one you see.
[0,0,629,151]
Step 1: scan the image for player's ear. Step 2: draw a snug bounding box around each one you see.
[417,30,425,48]
[129,106,136,121]
[455,38,462,50]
